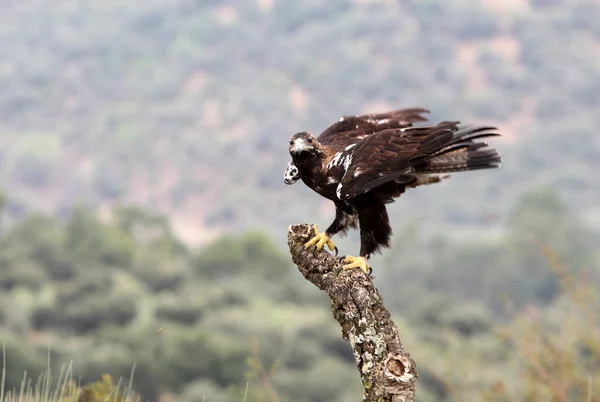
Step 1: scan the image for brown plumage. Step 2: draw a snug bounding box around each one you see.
[317,107,431,151]
[283,107,502,274]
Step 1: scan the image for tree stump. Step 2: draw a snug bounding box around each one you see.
[287,223,418,402]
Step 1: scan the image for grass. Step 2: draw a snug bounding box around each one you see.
[0,344,259,402]
[0,345,139,402]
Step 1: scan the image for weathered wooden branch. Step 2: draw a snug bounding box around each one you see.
[287,223,418,402]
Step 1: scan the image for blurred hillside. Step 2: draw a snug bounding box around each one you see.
[0,186,598,402]
[0,0,599,245]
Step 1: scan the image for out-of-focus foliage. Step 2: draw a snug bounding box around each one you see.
[68,374,135,402]
[479,260,600,402]
[0,0,599,243]
[381,186,597,315]
[0,186,598,402]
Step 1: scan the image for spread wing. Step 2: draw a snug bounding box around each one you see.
[335,122,501,200]
[317,107,431,152]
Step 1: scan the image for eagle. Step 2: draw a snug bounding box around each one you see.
[284,107,502,274]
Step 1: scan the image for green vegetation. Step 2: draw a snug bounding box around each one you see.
[0,187,598,401]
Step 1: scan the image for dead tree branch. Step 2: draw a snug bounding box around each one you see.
[287,223,418,402]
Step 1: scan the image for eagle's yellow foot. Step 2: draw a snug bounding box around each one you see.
[342,256,371,275]
[305,224,337,255]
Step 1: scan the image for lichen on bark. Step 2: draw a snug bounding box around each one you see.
[287,223,418,402]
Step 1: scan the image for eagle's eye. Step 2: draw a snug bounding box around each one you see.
[289,140,294,145]
[307,138,313,144]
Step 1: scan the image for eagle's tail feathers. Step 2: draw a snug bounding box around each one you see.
[451,124,501,143]
[415,143,502,174]
[413,124,502,173]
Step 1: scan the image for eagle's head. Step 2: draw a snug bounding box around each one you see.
[288,132,321,157]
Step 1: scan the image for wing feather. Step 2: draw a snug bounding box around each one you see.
[336,122,501,200]
[317,107,431,151]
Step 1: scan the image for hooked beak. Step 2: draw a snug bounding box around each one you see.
[291,138,306,154]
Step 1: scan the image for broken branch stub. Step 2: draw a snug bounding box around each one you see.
[287,223,418,402]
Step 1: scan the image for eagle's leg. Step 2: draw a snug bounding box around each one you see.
[342,200,391,275]
[304,224,337,255]
[304,204,356,257]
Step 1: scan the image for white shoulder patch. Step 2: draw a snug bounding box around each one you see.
[342,154,353,171]
[327,150,354,173]
[327,152,343,169]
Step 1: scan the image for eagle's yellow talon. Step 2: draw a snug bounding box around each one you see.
[305,224,336,252]
[342,256,370,274]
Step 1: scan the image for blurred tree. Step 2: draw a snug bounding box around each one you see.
[505,187,595,306]
[193,230,290,280]
[65,205,136,267]
[482,262,600,401]
[159,330,249,391]
[1,213,76,281]
[0,336,47,391]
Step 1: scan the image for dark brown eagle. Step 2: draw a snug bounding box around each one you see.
[284,107,502,274]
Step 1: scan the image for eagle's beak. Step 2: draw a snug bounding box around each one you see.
[291,138,306,153]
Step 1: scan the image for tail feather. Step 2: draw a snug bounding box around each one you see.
[415,124,502,174]
[439,125,501,150]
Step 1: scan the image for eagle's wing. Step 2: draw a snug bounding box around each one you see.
[335,122,501,200]
[317,107,431,151]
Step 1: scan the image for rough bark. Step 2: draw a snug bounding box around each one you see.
[287,223,418,402]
